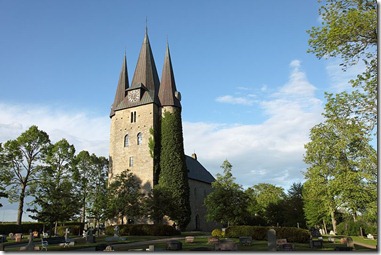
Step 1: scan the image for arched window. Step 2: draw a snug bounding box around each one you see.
[124,134,129,147]
[137,132,142,145]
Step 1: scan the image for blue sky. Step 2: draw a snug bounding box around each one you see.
[0,0,364,221]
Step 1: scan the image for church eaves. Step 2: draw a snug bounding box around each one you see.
[110,54,129,117]
[158,43,181,108]
[130,31,160,105]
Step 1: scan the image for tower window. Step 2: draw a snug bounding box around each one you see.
[130,111,137,123]
[124,134,129,147]
[129,156,134,167]
[137,132,142,145]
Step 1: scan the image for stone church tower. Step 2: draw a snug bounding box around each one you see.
[109,31,217,231]
[109,31,160,192]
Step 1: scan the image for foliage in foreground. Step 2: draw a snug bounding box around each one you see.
[225,225,310,243]
[105,224,180,236]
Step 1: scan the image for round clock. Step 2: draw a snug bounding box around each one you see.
[128,90,140,102]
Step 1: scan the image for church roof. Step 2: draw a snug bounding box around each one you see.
[158,44,181,108]
[110,54,129,117]
[130,30,160,105]
[186,155,215,184]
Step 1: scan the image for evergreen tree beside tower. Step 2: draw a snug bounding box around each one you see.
[108,30,191,229]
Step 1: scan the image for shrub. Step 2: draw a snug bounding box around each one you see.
[337,221,365,236]
[225,226,310,243]
[211,228,223,237]
[104,224,180,236]
[0,223,44,235]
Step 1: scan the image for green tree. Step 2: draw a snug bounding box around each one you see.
[307,0,377,133]
[204,160,248,227]
[27,139,80,234]
[246,183,285,224]
[107,169,143,224]
[0,126,50,225]
[303,94,376,233]
[73,150,98,224]
[87,155,109,229]
[143,187,174,224]
[158,109,191,230]
[282,183,306,228]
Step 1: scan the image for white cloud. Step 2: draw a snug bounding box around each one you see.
[0,103,109,157]
[184,60,323,189]
[326,59,366,92]
[215,95,255,106]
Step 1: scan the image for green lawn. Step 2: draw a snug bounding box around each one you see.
[3,234,377,252]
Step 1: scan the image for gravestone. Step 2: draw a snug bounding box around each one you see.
[114,225,119,237]
[86,228,95,243]
[166,240,182,251]
[267,229,276,251]
[346,237,355,250]
[214,239,237,251]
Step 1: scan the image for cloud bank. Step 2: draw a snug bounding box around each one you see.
[0,59,323,221]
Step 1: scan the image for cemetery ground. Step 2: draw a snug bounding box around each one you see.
[1,231,377,252]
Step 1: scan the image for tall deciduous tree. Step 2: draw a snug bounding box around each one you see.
[158,109,191,230]
[0,126,50,225]
[28,139,80,234]
[246,183,285,224]
[73,150,98,224]
[307,0,377,133]
[204,160,248,227]
[107,169,143,224]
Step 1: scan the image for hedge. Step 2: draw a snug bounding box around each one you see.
[225,226,310,243]
[0,222,84,236]
[0,223,44,235]
[105,224,180,236]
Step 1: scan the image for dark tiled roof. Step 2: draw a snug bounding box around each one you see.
[130,31,160,105]
[110,55,129,117]
[158,44,181,108]
[186,155,215,184]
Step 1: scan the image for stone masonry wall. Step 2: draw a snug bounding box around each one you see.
[109,103,159,193]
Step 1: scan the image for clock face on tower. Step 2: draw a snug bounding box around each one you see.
[128,89,140,102]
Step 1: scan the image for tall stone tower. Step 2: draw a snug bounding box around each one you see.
[109,31,161,192]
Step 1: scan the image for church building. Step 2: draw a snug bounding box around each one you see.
[108,30,216,231]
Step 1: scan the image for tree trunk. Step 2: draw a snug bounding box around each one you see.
[16,185,27,225]
[330,210,337,233]
[323,219,327,234]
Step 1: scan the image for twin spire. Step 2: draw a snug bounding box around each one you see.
[110,30,180,117]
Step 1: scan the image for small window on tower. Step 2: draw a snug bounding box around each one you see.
[130,111,137,123]
[137,132,142,145]
[129,156,134,167]
[124,134,129,147]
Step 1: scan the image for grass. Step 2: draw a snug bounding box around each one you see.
[3,234,377,251]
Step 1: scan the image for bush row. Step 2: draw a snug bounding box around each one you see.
[105,224,180,236]
[224,226,310,243]
[0,223,44,235]
[0,222,84,236]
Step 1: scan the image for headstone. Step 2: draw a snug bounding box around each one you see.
[86,228,96,243]
[239,236,253,245]
[148,245,155,251]
[185,236,194,243]
[214,239,237,251]
[114,225,119,237]
[346,237,355,250]
[329,230,335,235]
[208,236,219,244]
[14,233,22,242]
[367,234,374,240]
[166,240,182,251]
[104,245,114,251]
[267,229,276,251]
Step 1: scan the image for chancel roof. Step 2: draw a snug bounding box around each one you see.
[186,155,215,184]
